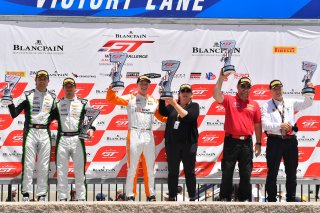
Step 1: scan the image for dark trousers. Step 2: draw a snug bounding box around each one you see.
[219,136,253,201]
[266,136,298,202]
[165,142,197,199]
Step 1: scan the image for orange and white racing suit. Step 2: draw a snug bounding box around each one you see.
[107,89,166,198]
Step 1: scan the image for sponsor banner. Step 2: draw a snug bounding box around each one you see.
[1,1,319,19]
[0,23,320,179]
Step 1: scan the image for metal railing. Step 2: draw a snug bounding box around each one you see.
[2,178,320,202]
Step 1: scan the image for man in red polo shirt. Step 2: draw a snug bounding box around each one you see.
[213,70,262,201]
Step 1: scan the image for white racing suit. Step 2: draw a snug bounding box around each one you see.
[53,96,95,201]
[8,89,56,197]
[107,89,166,198]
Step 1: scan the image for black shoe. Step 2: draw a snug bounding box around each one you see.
[147,195,156,202]
[189,197,196,201]
[37,195,46,202]
[60,198,67,201]
[220,198,231,202]
[168,197,176,201]
[127,196,135,201]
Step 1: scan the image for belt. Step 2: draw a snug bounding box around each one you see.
[268,134,296,140]
[131,127,151,131]
[60,132,79,136]
[226,134,251,140]
[28,124,48,129]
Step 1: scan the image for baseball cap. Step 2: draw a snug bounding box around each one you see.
[36,70,49,79]
[179,84,192,92]
[269,80,283,89]
[63,78,76,86]
[137,75,151,83]
[237,77,251,86]
[96,193,106,200]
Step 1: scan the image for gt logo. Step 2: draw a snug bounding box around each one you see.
[12,136,23,141]
[215,105,225,111]
[253,90,267,95]
[0,168,15,173]
[102,151,118,157]
[302,121,319,127]
[193,90,207,95]
[91,105,106,110]
[99,40,155,52]
[115,121,128,126]
[194,168,203,173]
[202,136,218,142]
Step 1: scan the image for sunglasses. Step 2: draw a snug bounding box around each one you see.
[240,84,251,89]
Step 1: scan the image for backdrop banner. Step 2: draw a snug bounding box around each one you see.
[0,22,320,180]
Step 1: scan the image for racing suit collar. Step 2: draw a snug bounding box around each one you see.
[35,88,47,96]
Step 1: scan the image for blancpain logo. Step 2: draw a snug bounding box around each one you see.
[13,40,64,55]
[283,89,302,96]
[93,167,116,173]
[107,135,127,141]
[192,42,240,57]
[29,70,68,78]
[115,31,147,39]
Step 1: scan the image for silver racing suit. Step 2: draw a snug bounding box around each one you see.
[8,88,56,196]
[53,96,96,200]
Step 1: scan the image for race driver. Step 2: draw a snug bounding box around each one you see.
[106,75,166,201]
[8,70,56,202]
[53,77,96,201]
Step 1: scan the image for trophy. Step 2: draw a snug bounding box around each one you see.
[1,74,21,106]
[79,108,100,139]
[220,40,237,75]
[109,52,128,91]
[301,61,316,97]
[159,60,180,100]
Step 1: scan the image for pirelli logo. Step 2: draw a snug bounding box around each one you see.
[5,71,26,77]
[273,46,297,54]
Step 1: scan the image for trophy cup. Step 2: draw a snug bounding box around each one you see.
[301,61,316,97]
[109,52,128,91]
[220,40,237,75]
[159,60,180,100]
[79,108,100,139]
[1,74,21,106]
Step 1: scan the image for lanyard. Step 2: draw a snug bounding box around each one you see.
[272,99,285,123]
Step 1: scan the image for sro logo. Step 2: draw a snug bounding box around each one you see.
[99,40,155,52]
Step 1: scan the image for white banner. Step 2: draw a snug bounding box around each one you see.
[0,22,320,179]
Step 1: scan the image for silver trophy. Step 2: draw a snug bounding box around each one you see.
[79,108,100,139]
[159,60,180,100]
[220,40,236,75]
[109,52,128,91]
[1,74,21,106]
[301,61,316,97]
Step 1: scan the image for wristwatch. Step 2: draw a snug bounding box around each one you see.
[256,142,262,146]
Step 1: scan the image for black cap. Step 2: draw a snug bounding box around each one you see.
[137,75,151,83]
[179,84,192,92]
[237,77,251,86]
[63,78,76,86]
[269,80,283,89]
[36,70,49,79]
